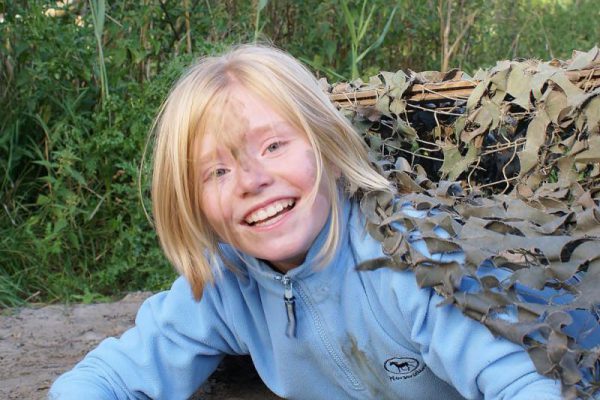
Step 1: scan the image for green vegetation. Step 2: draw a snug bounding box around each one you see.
[1,0,598,307]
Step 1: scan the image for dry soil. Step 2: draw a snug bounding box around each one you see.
[0,292,280,400]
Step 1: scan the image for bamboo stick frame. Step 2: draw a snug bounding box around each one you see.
[329,67,600,108]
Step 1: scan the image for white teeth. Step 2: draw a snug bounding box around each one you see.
[245,199,294,225]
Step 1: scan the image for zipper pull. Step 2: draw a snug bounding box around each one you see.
[282,276,297,338]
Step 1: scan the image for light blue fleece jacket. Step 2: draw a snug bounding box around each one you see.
[49,198,562,400]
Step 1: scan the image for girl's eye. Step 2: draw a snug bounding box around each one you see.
[207,167,228,181]
[266,141,283,153]
[214,168,228,177]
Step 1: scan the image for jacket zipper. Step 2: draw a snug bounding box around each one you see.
[275,275,297,338]
[274,274,362,390]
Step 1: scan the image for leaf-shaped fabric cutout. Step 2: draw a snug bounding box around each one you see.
[544,89,569,125]
[557,156,578,187]
[389,98,406,115]
[484,221,525,236]
[510,267,548,290]
[530,65,559,101]
[575,207,600,235]
[549,73,586,107]
[331,82,352,94]
[583,95,600,135]
[440,144,462,178]
[382,232,406,256]
[558,351,583,386]
[381,70,409,98]
[518,111,550,176]
[380,71,396,89]
[489,67,510,92]
[356,256,395,271]
[365,221,386,242]
[466,79,488,111]
[368,75,383,87]
[415,173,433,190]
[453,115,467,138]
[531,212,573,235]
[569,240,600,263]
[395,119,418,140]
[392,171,424,194]
[373,95,391,118]
[546,260,582,282]
[528,345,555,375]
[506,63,531,110]
[547,329,569,364]
[420,236,462,254]
[442,143,478,181]
[567,46,600,71]
[461,106,493,143]
[414,262,462,294]
[485,317,544,345]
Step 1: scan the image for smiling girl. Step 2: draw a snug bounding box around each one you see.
[50,45,562,399]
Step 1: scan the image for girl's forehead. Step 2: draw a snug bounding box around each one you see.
[197,88,304,157]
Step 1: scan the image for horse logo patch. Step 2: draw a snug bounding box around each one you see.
[384,357,425,381]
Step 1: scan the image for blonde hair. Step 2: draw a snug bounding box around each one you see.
[151,44,391,299]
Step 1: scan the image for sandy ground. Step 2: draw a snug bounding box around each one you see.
[0,292,280,400]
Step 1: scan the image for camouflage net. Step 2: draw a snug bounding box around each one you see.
[327,46,600,198]
[325,47,600,399]
[357,181,600,399]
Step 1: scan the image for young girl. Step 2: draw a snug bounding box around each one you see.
[49,44,562,399]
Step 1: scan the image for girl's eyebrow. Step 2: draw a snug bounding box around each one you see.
[196,148,225,168]
[246,121,291,136]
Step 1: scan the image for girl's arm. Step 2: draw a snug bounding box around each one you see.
[48,276,242,399]
[389,272,562,399]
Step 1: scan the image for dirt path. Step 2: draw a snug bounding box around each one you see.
[0,292,279,400]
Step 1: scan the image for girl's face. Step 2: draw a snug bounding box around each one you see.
[197,87,331,272]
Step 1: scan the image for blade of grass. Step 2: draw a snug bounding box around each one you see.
[357,5,398,64]
[254,0,269,42]
[89,0,109,106]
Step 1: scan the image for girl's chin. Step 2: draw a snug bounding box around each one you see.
[246,246,309,269]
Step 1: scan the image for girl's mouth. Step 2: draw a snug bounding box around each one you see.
[244,198,296,227]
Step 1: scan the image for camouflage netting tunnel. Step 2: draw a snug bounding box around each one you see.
[325,47,600,399]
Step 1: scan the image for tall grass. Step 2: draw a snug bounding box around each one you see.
[254,0,269,43]
[89,0,109,107]
[0,2,192,307]
[341,0,398,79]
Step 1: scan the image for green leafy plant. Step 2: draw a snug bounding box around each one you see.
[0,0,597,307]
[340,0,398,79]
[89,0,109,107]
[254,0,269,43]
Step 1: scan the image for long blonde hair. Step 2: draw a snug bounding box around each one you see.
[151,44,391,299]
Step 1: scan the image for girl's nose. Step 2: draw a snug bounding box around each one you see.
[236,158,273,197]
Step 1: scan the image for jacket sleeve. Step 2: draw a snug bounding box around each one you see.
[48,276,244,400]
[389,272,563,400]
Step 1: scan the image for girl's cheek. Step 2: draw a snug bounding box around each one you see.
[305,156,326,192]
[215,184,234,219]
[303,150,318,180]
[200,189,223,221]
